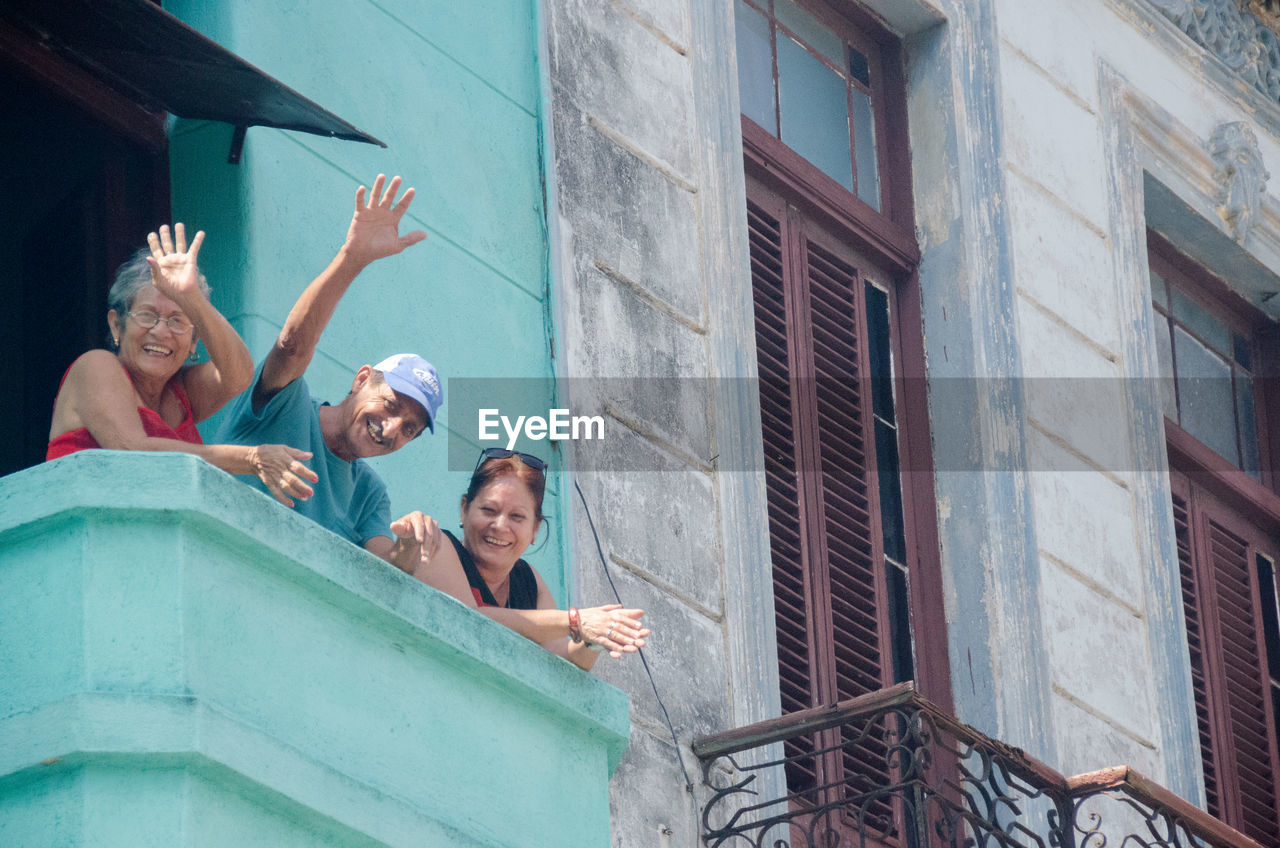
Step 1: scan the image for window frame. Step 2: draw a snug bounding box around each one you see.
[740,0,952,775]
[738,0,892,212]
[1149,231,1276,486]
[1151,233,1280,843]
[739,0,917,242]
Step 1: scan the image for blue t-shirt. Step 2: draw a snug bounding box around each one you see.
[216,364,392,546]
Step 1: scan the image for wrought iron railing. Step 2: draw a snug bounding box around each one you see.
[692,682,1262,848]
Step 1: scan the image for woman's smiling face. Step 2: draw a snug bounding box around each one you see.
[460,475,540,574]
[107,285,197,384]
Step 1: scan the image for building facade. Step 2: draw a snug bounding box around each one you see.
[3,0,1280,846]
[546,0,1280,845]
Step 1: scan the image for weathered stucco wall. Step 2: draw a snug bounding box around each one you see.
[917,0,1280,807]
[542,0,778,844]
[986,0,1162,784]
[986,0,1280,802]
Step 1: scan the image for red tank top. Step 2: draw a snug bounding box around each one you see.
[46,360,204,460]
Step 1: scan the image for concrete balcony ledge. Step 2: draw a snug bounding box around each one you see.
[0,451,630,847]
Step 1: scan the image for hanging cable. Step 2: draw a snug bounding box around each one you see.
[574,478,695,794]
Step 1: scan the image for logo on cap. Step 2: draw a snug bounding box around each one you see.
[372,353,443,433]
[414,368,440,396]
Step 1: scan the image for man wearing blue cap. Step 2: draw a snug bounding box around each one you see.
[218,175,441,572]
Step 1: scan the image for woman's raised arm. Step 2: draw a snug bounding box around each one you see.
[144,224,254,422]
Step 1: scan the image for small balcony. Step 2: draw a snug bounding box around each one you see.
[0,451,630,847]
[694,682,1260,848]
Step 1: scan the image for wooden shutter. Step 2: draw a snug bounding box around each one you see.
[749,179,894,825]
[807,239,886,705]
[1172,491,1221,816]
[750,195,820,792]
[804,238,894,826]
[1171,476,1280,845]
[1211,527,1280,843]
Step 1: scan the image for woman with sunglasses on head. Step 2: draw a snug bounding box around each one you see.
[47,225,320,506]
[407,448,650,671]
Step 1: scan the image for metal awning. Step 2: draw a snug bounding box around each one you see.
[0,0,385,162]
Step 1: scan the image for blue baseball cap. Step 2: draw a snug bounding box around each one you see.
[373,353,442,433]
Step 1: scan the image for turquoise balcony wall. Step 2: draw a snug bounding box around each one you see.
[0,453,629,846]
[160,0,568,602]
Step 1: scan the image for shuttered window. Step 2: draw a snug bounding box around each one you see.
[739,5,946,841]
[749,177,909,825]
[1152,233,1280,842]
[1171,472,1280,845]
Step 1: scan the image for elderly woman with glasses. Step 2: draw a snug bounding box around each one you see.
[47,224,319,506]
[408,448,649,671]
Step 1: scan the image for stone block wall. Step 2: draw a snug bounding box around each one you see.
[542,0,777,844]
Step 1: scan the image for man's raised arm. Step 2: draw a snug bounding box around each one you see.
[254,174,427,410]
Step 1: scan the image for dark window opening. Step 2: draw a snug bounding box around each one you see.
[0,58,168,477]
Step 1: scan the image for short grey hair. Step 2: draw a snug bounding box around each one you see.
[106,248,211,318]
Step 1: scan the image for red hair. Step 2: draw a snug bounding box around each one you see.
[463,456,546,521]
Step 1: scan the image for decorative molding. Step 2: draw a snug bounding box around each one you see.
[1096,61,1280,308]
[1148,0,1280,105]
[1247,0,1280,37]
[1210,120,1271,244]
[1096,61,1225,809]
[1098,58,1280,808]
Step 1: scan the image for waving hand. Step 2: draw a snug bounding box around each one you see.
[342,174,427,266]
[146,223,207,307]
[256,174,427,405]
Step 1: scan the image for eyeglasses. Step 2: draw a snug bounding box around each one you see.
[127,309,194,335]
[474,447,547,474]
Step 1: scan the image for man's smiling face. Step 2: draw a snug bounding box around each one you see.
[329,366,428,461]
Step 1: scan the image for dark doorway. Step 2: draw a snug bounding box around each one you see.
[0,58,169,476]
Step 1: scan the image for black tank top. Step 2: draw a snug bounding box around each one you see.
[443,529,539,609]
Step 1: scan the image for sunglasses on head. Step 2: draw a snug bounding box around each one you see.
[474,447,547,474]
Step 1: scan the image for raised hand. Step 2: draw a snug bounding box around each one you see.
[247,444,318,507]
[146,223,207,306]
[343,174,428,266]
[579,604,649,658]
